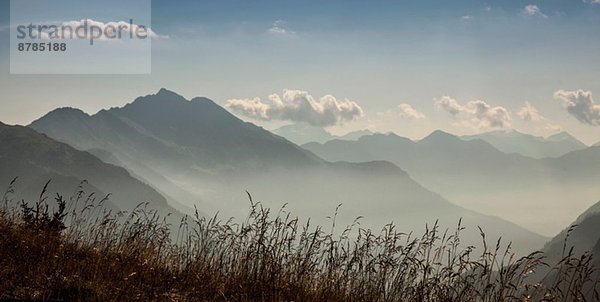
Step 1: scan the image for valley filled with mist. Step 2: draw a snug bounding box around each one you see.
[1,88,600,300]
[3,0,600,300]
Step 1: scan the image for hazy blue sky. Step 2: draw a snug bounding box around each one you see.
[1,0,599,143]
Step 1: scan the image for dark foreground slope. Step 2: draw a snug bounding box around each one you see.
[543,200,600,264]
[0,194,595,302]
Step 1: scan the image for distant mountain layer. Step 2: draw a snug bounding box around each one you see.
[303,132,600,235]
[0,122,175,216]
[273,124,335,145]
[339,129,374,141]
[29,89,546,255]
[461,130,587,159]
[273,124,373,145]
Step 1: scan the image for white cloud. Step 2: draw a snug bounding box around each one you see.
[20,19,167,42]
[583,0,600,4]
[225,97,270,120]
[435,96,511,129]
[435,96,463,116]
[226,89,364,127]
[396,104,425,119]
[461,15,473,21]
[63,19,167,39]
[554,89,600,126]
[267,20,296,36]
[517,102,544,122]
[516,102,561,132]
[523,5,547,18]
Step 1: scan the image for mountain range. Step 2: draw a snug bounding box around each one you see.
[30,89,323,210]
[27,89,547,255]
[302,132,600,235]
[273,123,374,145]
[275,126,588,160]
[461,130,587,159]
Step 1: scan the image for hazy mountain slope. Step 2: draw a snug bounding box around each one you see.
[462,130,587,158]
[30,89,323,209]
[338,129,374,141]
[273,124,374,145]
[29,89,547,254]
[0,122,175,216]
[542,146,600,180]
[209,159,548,256]
[31,89,322,176]
[273,124,335,145]
[304,131,548,189]
[303,132,600,235]
[86,147,197,215]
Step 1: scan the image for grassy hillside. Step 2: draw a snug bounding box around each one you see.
[0,187,597,301]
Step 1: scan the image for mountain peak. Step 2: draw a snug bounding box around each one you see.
[29,107,90,127]
[190,96,212,102]
[421,130,457,143]
[31,89,322,170]
[190,96,221,108]
[114,89,190,113]
[156,88,184,98]
[127,88,189,106]
[48,107,89,117]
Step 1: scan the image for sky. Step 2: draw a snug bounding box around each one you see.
[0,0,599,144]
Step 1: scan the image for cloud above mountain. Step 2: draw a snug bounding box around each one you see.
[517,102,561,131]
[435,96,511,130]
[554,89,600,126]
[226,89,364,126]
[517,102,543,122]
[396,104,425,119]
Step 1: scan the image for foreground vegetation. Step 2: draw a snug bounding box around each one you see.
[0,180,598,301]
